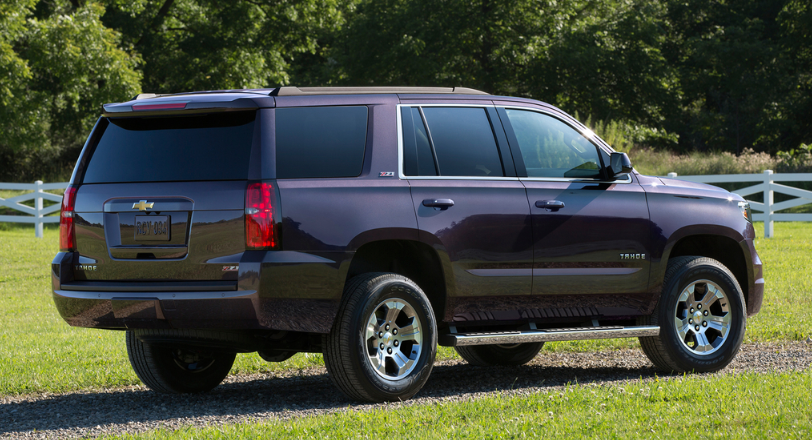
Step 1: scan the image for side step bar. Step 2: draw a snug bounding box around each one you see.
[439,325,660,347]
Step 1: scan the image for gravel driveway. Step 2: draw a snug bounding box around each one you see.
[2,342,810,439]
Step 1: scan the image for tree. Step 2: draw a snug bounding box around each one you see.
[526,0,677,127]
[664,0,790,153]
[334,0,559,94]
[101,0,346,93]
[775,0,812,151]
[0,1,141,181]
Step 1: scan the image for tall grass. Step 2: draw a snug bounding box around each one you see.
[630,148,785,176]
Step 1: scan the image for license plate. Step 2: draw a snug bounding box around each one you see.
[134,215,170,241]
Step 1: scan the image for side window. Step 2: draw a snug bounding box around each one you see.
[276,106,368,179]
[505,109,602,179]
[421,107,505,177]
[402,107,438,176]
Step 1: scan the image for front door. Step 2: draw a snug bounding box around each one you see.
[499,107,651,318]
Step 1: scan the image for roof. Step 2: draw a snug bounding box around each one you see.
[102,86,491,115]
[270,86,489,96]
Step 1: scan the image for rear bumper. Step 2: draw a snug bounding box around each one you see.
[51,250,347,333]
[53,288,339,333]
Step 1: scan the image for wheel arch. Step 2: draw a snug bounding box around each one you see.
[344,239,452,321]
[661,232,751,311]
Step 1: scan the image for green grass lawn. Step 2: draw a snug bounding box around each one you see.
[108,370,812,439]
[0,222,810,396]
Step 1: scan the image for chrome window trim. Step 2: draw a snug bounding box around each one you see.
[499,105,633,185]
[397,104,518,181]
[520,174,633,184]
[499,105,604,146]
[396,103,632,184]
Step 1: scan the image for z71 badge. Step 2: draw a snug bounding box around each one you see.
[379,171,395,177]
[222,266,238,272]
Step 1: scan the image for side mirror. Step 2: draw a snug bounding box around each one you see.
[609,152,633,178]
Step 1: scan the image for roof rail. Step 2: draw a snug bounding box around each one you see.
[272,86,489,96]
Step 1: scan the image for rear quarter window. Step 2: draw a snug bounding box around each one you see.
[276,106,368,179]
[82,112,256,183]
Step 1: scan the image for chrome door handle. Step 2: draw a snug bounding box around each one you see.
[535,200,565,211]
[422,198,455,210]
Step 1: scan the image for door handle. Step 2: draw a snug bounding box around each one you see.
[535,200,565,211]
[422,198,455,210]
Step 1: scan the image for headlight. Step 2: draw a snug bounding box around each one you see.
[738,201,752,223]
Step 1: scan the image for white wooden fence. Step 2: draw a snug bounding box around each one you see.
[665,170,812,238]
[0,181,69,238]
[1,170,811,238]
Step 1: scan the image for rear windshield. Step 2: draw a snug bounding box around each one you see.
[82,112,256,183]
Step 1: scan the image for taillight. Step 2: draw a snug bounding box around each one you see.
[245,182,277,249]
[132,102,188,111]
[60,186,78,251]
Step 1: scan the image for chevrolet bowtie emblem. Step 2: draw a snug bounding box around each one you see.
[132,200,154,211]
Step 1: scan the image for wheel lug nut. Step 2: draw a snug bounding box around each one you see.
[690,308,694,313]
[379,343,384,350]
[695,325,700,331]
[697,304,702,310]
[387,348,392,354]
[689,319,693,324]
[393,329,398,335]
[394,340,399,347]
[703,321,708,327]
[378,331,383,338]
[385,324,390,330]
[704,310,709,316]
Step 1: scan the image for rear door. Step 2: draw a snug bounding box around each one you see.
[402,105,534,322]
[71,110,260,282]
[498,107,651,316]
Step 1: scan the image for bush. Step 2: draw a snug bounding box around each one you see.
[630,145,812,177]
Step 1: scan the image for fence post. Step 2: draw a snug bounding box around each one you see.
[35,180,44,238]
[763,170,774,238]
[667,172,677,178]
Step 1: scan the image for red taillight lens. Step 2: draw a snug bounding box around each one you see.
[60,186,78,251]
[245,182,277,249]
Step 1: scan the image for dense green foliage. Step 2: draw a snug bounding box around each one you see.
[0,0,810,181]
[1,221,809,395]
[0,1,141,181]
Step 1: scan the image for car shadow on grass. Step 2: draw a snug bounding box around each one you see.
[1,361,662,435]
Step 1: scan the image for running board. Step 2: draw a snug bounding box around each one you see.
[439,325,660,346]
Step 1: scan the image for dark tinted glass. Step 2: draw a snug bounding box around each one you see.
[506,109,601,179]
[83,112,256,183]
[276,106,368,179]
[402,107,437,176]
[422,107,504,177]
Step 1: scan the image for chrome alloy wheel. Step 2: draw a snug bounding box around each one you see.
[365,298,423,380]
[674,280,732,355]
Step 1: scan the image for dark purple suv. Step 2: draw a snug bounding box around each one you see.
[52,86,764,402]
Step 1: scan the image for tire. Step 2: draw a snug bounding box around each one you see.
[126,331,236,393]
[323,273,438,402]
[639,256,746,373]
[455,342,544,366]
